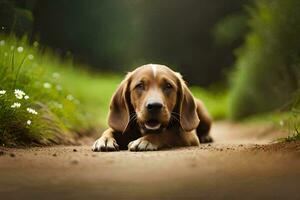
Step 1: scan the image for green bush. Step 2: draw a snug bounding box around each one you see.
[229,0,300,119]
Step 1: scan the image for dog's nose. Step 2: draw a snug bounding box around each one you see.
[146,102,163,112]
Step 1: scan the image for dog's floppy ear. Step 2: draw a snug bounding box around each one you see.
[108,73,131,132]
[176,73,200,132]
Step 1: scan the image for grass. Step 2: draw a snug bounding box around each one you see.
[0,34,228,147]
[282,94,300,141]
[191,87,228,120]
[0,35,122,146]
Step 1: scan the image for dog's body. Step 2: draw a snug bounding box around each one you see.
[92,64,212,151]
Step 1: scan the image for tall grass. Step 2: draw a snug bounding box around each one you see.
[0,35,88,146]
[284,92,300,141]
[0,35,124,146]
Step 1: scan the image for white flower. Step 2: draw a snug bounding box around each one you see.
[66,94,74,101]
[24,95,29,100]
[27,108,38,115]
[17,46,24,53]
[14,89,25,99]
[27,54,34,60]
[53,102,63,109]
[56,85,62,91]
[27,120,31,125]
[0,90,6,96]
[43,82,52,89]
[33,41,39,47]
[52,72,60,79]
[11,102,21,108]
[279,120,284,126]
[0,40,5,46]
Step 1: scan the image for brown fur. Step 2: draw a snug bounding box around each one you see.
[92,64,213,151]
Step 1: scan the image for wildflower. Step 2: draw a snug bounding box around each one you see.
[0,40,4,46]
[66,94,74,101]
[43,82,52,89]
[56,85,62,91]
[27,54,34,60]
[27,108,38,115]
[279,120,284,126]
[53,102,63,109]
[33,41,39,47]
[17,46,24,53]
[14,89,25,99]
[52,72,60,79]
[24,95,29,100]
[27,120,31,125]
[0,90,6,96]
[11,102,21,108]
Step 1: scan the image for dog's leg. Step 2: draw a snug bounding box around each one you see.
[92,128,119,151]
[195,99,213,143]
[128,130,199,151]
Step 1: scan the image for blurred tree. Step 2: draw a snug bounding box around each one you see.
[34,0,247,85]
[32,0,249,86]
[213,13,248,46]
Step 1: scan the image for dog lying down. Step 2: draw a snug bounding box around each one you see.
[92,64,213,151]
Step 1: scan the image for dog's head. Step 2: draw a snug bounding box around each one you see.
[108,64,199,133]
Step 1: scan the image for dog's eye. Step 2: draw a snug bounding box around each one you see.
[164,83,173,90]
[135,83,145,90]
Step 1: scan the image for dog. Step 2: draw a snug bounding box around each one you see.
[92,64,212,151]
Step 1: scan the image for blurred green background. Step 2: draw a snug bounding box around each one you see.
[0,0,299,146]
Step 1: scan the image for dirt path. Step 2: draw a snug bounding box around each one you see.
[0,122,300,200]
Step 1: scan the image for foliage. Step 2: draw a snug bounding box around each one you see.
[213,13,248,46]
[0,0,33,36]
[229,0,300,119]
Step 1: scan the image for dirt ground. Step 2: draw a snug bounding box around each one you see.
[0,122,300,200]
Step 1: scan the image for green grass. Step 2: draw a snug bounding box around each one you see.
[191,87,228,120]
[0,35,122,146]
[282,94,300,141]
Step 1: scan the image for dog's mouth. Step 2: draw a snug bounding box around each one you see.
[144,119,161,130]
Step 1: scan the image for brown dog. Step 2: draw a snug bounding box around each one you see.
[92,64,212,151]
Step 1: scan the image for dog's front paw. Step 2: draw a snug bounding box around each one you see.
[92,137,119,152]
[199,135,213,143]
[128,138,158,151]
